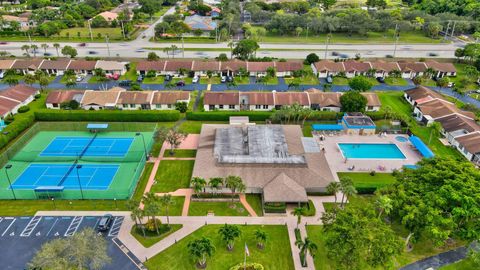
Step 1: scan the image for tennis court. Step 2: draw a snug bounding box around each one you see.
[0,125,154,200]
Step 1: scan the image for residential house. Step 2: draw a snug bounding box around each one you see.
[1,15,31,30]
[436,114,480,144]
[311,60,345,78]
[80,87,125,110]
[11,59,44,75]
[67,60,97,75]
[343,60,372,78]
[151,91,190,110]
[0,84,38,117]
[404,86,445,106]
[136,61,166,76]
[275,61,303,77]
[425,60,457,78]
[95,11,119,23]
[361,92,381,112]
[95,60,126,75]
[413,98,475,125]
[184,15,217,34]
[371,60,400,78]
[46,90,84,109]
[164,60,194,76]
[203,92,239,111]
[306,89,341,112]
[0,60,16,73]
[220,60,247,77]
[39,59,71,75]
[117,91,153,110]
[192,60,221,76]
[451,132,480,164]
[398,61,427,79]
[247,62,275,77]
[239,92,274,111]
[209,6,221,17]
[274,92,310,110]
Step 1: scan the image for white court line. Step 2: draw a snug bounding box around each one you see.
[2,218,16,236]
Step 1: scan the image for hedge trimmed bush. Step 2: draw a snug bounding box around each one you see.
[17,106,30,113]
[186,111,272,121]
[355,186,378,194]
[34,109,180,122]
[230,263,264,270]
[264,202,286,213]
[0,113,35,149]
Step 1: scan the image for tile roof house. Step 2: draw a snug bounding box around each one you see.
[0,85,39,117]
[306,89,342,112]
[371,60,400,78]
[414,98,475,125]
[80,87,126,110]
[436,114,480,140]
[95,60,126,75]
[184,15,217,31]
[95,11,119,22]
[117,91,154,110]
[451,132,480,164]
[192,60,221,76]
[274,61,303,77]
[164,60,194,75]
[239,92,275,111]
[67,60,97,74]
[151,91,190,110]
[46,90,85,109]
[136,61,167,75]
[343,60,372,78]
[398,61,427,79]
[220,60,247,76]
[11,59,44,75]
[425,60,457,78]
[404,86,445,106]
[39,59,71,75]
[2,15,31,30]
[0,60,16,72]
[311,60,345,78]
[247,62,275,77]
[203,92,239,111]
[274,92,310,109]
[361,92,381,112]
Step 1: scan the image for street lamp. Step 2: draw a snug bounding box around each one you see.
[135,133,148,159]
[76,165,84,200]
[5,164,16,200]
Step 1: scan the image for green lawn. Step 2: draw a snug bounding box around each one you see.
[332,77,349,85]
[143,76,165,84]
[150,122,176,157]
[234,76,250,84]
[385,77,409,86]
[120,62,137,81]
[60,75,76,84]
[177,121,228,134]
[337,172,396,189]
[172,77,193,85]
[246,194,263,216]
[153,37,217,44]
[200,77,221,84]
[451,63,479,92]
[364,77,380,86]
[1,74,24,83]
[144,224,294,270]
[163,149,197,158]
[188,201,249,216]
[422,78,437,87]
[131,224,183,248]
[284,76,320,85]
[257,76,278,85]
[302,125,313,137]
[150,160,195,193]
[439,258,477,270]
[58,27,124,40]
[88,76,107,83]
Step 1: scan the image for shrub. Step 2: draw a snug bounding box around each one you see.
[186,111,272,121]
[34,110,180,122]
[175,102,188,113]
[229,263,264,270]
[34,94,41,99]
[370,170,376,176]
[0,113,35,149]
[144,218,162,232]
[355,187,378,194]
[264,202,286,213]
[17,106,30,113]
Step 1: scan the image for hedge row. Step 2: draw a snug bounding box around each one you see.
[355,186,378,195]
[0,114,35,150]
[186,111,272,121]
[34,110,181,122]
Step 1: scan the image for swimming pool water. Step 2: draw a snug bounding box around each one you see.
[339,143,406,159]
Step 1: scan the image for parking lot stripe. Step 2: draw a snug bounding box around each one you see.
[112,238,147,270]
[46,218,59,237]
[64,216,83,237]
[20,216,42,237]
[2,218,16,236]
[108,217,124,237]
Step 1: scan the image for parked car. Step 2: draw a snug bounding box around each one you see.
[119,80,132,86]
[88,51,98,55]
[339,53,349,58]
[227,76,233,82]
[43,52,52,56]
[0,72,4,79]
[137,75,143,82]
[176,81,185,86]
[221,76,227,83]
[447,82,455,88]
[165,75,172,81]
[331,51,339,56]
[326,76,333,84]
[192,76,199,84]
[376,77,385,83]
[75,75,84,82]
[428,52,438,57]
[97,214,113,231]
[78,43,86,47]
[106,74,120,80]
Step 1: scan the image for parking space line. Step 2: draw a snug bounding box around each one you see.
[46,218,59,237]
[64,216,83,237]
[20,216,42,237]
[108,216,124,237]
[2,218,16,236]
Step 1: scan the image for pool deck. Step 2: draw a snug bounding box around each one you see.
[316,134,423,173]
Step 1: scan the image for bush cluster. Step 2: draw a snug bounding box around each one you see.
[34,110,181,122]
[230,263,264,270]
[263,202,286,213]
[0,113,35,149]
[17,106,30,113]
[186,111,273,121]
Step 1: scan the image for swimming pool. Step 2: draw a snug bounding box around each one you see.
[338,143,406,159]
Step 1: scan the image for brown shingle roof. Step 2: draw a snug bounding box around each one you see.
[405,86,445,103]
[81,89,124,106]
[192,60,220,71]
[275,61,303,72]
[46,90,84,104]
[436,114,480,133]
[455,132,480,155]
[11,59,43,70]
[164,60,193,71]
[343,60,372,72]
[398,62,427,72]
[263,173,309,203]
[308,92,341,107]
[0,60,16,70]
[220,60,247,72]
[118,91,153,104]
[39,59,71,70]
[361,92,381,107]
[67,60,97,70]
[371,60,400,72]
[136,61,166,72]
[0,97,20,116]
[247,62,274,72]
[313,60,345,72]
[0,84,37,102]
[204,92,238,105]
[274,92,309,106]
[239,92,274,105]
[417,99,475,119]
[152,91,190,104]
[425,60,456,73]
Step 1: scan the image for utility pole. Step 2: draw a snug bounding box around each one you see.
[324,33,331,60]
[182,35,185,58]
[393,24,399,58]
[443,21,450,41]
[120,20,126,39]
[87,19,93,41]
[105,35,110,57]
[306,24,309,39]
[451,21,457,38]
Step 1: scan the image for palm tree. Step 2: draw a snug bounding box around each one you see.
[254,229,267,249]
[225,175,246,204]
[326,182,341,204]
[191,177,207,196]
[292,207,305,229]
[23,73,36,85]
[208,177,223,195]
[30,44,38,57]
[53,43,60,56]
[162,47,170,59]
[339,177,356,208]
[218,224,241,251]
[227,39,235,59]
[375,195,393,219]
[159,194,175,226]
[131,207,146,237]
[21,44,30,57]
[295,237,318,267]
[41,43,49,54]
[428,121,442,145]
[424,67,436,79]
[143,192,160,235]
[187,237,215,268]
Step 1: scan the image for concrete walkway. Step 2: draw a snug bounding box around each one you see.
[238,194,258,217]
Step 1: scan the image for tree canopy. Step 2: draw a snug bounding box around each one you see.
[339,91,367,112]
[348,76,374,92]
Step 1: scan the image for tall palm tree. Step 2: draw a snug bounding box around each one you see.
[295,237,318,267]
[159,194,174,226]
[339,177,356,208]
[225,175,245,204]
[41,43,49,54]
[30,44,38,57]
[375,195,393,219]
[326,182,341,204]
[208,177,223,195]
[143,192,160,235]
[131,207,146,237]
[53,43,60,57]
[428,121,442,145]
[162,47,170,58]
[21,44,30,57]
[218,224,241,251]
[187,237,215,268]
[191,177,207,195]
[254,229,268,249]
[292,207,306,229]
[227,39,235,59]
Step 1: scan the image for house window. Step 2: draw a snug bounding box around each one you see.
[167,104,172,109]
[52,103,58,108]
[209,105,215,110]
[263,105,268,109]
[368,106,373,110]
[255,105,261,109]
[130,104,135,108]
[123,104,128,108]
[229,105,235,109]
[219,105,224,109]
[155,104,161,109]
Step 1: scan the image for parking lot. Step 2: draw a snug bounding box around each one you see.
[0,215,143,270]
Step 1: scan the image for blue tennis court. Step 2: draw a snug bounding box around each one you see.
[11,164,119,190]
[40,137,134,157]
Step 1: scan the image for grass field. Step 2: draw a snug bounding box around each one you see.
[439,258,477,270]
[144,225,294,270]
[188,201,249,216]
[333,77,349,85]
[200,77,221,84]
[58,27,124,40]
[178,121,228,134]
[451,63,480,92]
[150,160,194,193]
[385,77,409,86]
[163,149,197,158]
[246,194,263,216]
[120,62,138,81]
[337,172,396,189]
[131,224,183,248]
[284,76,320,85]
[234,76,250,84]
[143,76,165,84]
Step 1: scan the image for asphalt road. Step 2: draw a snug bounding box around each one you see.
[0,215,142,270]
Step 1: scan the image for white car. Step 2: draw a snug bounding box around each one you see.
[192,76,199,84]
[75,75,84,82]
[221,76,227,83]
[0,72,4,79]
